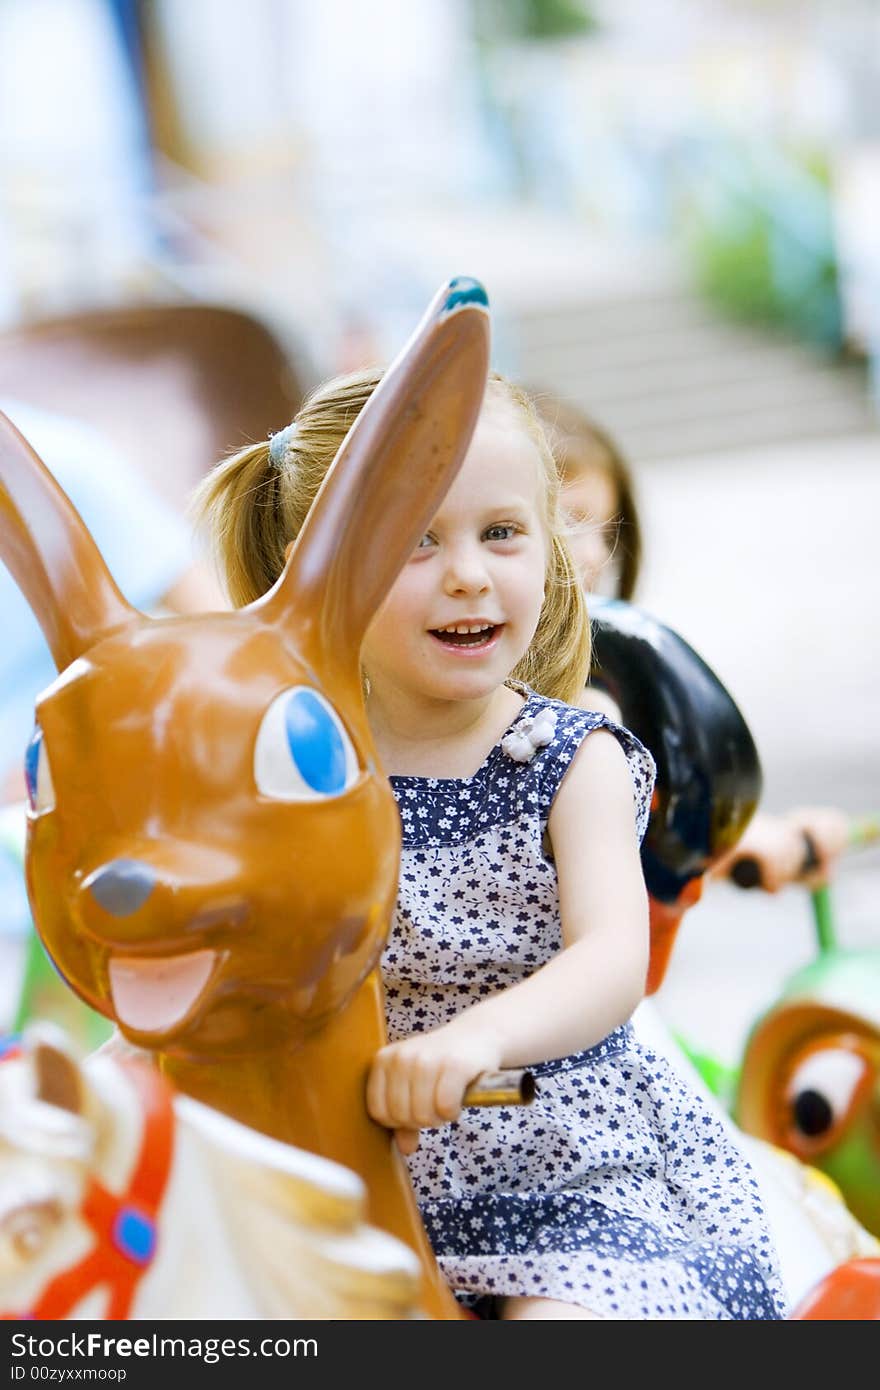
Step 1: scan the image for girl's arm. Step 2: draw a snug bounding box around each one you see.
[367,730,649,1151]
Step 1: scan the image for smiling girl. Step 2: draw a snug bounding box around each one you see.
[194,358,784,1321]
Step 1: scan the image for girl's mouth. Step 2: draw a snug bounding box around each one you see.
[429,622,503,654]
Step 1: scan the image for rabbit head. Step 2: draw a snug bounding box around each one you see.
[0,279,490,1061]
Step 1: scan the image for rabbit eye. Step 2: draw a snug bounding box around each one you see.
[24,726,55,815]
[784,1044,871,1150]
[254,688,359,801]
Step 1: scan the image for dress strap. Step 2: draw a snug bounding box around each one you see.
[502,695,655,843]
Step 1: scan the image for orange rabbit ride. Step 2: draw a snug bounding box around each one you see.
[0,277,491,1321]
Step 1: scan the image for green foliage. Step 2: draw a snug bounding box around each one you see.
[14,928,113,1051]
[472,0,599,44]
[679,143,843,349]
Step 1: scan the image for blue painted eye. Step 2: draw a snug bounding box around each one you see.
[254,688,359,801]
[24,726,55,815]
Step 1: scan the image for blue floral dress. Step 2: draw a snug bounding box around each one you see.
[382,685,785,1320]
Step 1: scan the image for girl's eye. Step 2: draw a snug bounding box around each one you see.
[254,688,360,801]
[484,524,517,542]
[24,726,55,815]
[416,533,435,550]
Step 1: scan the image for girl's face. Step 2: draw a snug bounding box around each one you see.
[362,401,548,708]
[561,464,620,595]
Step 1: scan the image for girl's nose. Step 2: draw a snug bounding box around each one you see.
[442,545,490,596]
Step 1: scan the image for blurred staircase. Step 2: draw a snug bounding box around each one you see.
[511,282,879,464]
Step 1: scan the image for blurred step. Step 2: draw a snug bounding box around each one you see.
[612,395,878,462]
[512,288,879,461]
[534,357,871,428]
[518,317,856,381]
[516,289,726,347]
[521,343,869,411]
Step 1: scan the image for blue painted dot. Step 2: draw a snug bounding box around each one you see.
[113,1208,156,1265]
[443,277,488,312]
[284,690,348,795]
[24,728,41,807]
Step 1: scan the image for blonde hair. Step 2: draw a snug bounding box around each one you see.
[192,369,591,703]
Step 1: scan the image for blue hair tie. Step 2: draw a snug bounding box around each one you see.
[268,422,297,469]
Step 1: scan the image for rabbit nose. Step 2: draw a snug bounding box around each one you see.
[87,860,157,917]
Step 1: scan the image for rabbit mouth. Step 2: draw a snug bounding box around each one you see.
[108,949,219,1036]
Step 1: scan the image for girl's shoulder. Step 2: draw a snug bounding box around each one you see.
[506,684,655,841]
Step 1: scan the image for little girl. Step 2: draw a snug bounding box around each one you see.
[194,369,785,1321]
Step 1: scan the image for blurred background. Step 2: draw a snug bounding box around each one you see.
[0,0,878,1070]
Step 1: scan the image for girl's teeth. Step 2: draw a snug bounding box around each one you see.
[438,624,491,634]
[432,623,497,647]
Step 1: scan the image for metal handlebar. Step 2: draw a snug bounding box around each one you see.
[463,1069,536,1108]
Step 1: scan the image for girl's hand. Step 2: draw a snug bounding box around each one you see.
[366,1021,504,1155]
[781,806,850,888]
[712,807,850,893]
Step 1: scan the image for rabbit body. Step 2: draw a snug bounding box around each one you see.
[0,278,491,1319]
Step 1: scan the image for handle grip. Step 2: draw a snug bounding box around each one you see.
[463,1069,536,1107]
[730,831,819,891]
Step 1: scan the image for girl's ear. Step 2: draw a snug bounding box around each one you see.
[0,411,137,670]
[255,279,490,670]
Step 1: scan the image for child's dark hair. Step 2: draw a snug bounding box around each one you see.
[529,393,642,601]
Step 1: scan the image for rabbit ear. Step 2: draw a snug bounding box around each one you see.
[0,410,138,670]
[255,279,490,664]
